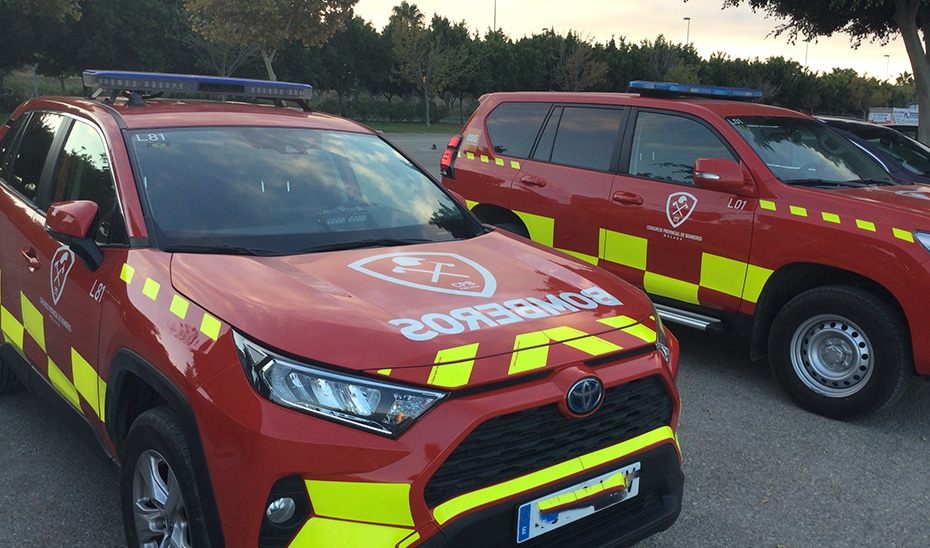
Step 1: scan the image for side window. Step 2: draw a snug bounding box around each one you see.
[546,106,624,172]
[4,112,65,204]
[485,102,551,158]
[51,120,125,244]
[629,111,736,185]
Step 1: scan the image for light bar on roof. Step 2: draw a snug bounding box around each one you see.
[82,70,313,100]
[629,80,762,99]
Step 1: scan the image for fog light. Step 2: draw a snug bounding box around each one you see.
[266,497,297,524]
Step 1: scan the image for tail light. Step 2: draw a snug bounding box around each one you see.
[440,135,462,179]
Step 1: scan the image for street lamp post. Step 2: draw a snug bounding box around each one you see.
[884,54,891,80]
[684,17,691,45]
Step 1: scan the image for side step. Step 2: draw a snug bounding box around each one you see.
[655,304,728,333]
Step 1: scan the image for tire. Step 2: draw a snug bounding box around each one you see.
[768,286,911,420]
[0,357,24,394]
[121,406,215,548]
[494,222,530,239]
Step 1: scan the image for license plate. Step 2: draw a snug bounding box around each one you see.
[516,462,640,543]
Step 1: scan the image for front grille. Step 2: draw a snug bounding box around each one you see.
[423,375,673,508]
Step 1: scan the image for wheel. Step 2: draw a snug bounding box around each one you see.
[493,222,530,238]
[0,357,24,394]
[121,406,215,548]
[768,286,911,419]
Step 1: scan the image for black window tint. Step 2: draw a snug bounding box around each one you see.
[51,120,124,244]
[486,102,550,158]
[6,112,64,204]
[532,106,562,162]
[629,111,735,185]
[549,106,624,172]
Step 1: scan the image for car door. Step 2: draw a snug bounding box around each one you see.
[0,111,124,426]
[508,104,627,262]
[602,109,756,314]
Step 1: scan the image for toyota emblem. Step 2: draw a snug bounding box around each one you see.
[566,377,604,416]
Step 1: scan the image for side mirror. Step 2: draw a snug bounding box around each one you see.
[46,200,103,271]
[693,158,751,195]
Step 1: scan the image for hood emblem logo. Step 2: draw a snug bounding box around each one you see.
[50,246,75,305]
[566,377,604,417]
[667,192,698,228]
[349,252,497,298]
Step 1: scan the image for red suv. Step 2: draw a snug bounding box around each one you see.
[442,81,930,420]
[0,71,682,546]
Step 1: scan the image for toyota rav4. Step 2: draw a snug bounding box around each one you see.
[441,81,930,420]
[0,71,682,547]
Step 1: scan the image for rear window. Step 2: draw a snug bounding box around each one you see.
[485,102,551,159]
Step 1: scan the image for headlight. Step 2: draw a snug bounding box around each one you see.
[917,231,930,254]
[234,332,446,437]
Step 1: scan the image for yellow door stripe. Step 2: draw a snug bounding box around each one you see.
[21,293,45,352]
[1,305,25,349]
[644,272,699,305]
[599,229,647,271]
[515,211,555,247]
[700,253,747,299]
[48,356,81,412]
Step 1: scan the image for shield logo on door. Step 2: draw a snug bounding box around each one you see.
[50,246,75,305]
[666,192,698,228]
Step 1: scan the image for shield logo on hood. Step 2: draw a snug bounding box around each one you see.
[349,252,497,298]
[667,192,698,228]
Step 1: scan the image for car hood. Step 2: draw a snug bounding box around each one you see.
[169,232,658,383]
[833,183,930,214]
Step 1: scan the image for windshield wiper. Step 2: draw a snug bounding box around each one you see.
[297,238,433,254]
[163,243,280,256]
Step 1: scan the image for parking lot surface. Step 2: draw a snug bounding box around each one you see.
[2,135,929,547]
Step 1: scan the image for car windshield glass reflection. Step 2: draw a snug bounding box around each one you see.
[727,116,895,186]
[128,128,479,253]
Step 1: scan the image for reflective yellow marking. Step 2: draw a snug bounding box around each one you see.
[644,272,699,304]
[304,481,414,527]
[142,278,160,301]
[200,314,221,341]
[465,199,478,210]
[856,219,876,232]
[759,200,776,211]
[510,160,521,169]
[480,155,489,163]
[48,356,81,412]
[789,205,808,217]
[822,212,841,224]
[120,263,135,284]
[743,264,774,304]
[434,427,675,525]
[545,326,621,356]
[515,211,555,247]
[495,158,504,166]
[377,368,392,376]
[600,229,648,271]
[1,305,24,349]
[700,253,747,298]
[466,152,475,160]
[429,343,479,388]
[557,248,599,266]
[98,376,107,423]
[21,293,45,352]
[398,531,421,548]
[170,295,189,319]
[598,315,657,343]
[893,228,914,242]
[509,331,551,374]
[72,348,104,421]
[289,518,414,547]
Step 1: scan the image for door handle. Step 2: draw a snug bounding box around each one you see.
[21,247,40,271]
[519,175,547,187]
[612,191,643,206]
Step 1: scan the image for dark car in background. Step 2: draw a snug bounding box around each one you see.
[818,116,930,185]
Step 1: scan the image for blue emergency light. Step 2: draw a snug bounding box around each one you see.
[629,80,762,99]
[82,70,313,101]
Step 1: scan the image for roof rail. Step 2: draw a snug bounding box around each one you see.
[82,70,314,111]
[629,80,762,100]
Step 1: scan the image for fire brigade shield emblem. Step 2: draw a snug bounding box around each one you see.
[666,192,698,228]
[50,245,75,305]
[349,252,497,298]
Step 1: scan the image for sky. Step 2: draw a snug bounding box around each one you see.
[353,0,912,82]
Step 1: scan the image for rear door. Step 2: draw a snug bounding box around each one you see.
[601,109,756,313]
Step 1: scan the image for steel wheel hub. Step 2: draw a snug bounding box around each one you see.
[790,314,873,398]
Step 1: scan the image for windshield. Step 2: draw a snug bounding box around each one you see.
[128,127,480,253]
[727,116,894,186]
[845,125,930,176]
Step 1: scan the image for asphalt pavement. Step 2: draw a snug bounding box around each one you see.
[2,135,929,547]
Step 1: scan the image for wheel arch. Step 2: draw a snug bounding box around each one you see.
[470,203,530,237]
[106,349,226,544]
[750,262,908,362]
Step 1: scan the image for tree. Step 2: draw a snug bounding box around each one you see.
[716,0,930,141]
[551,33,608,91]
[185,0,355,81]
